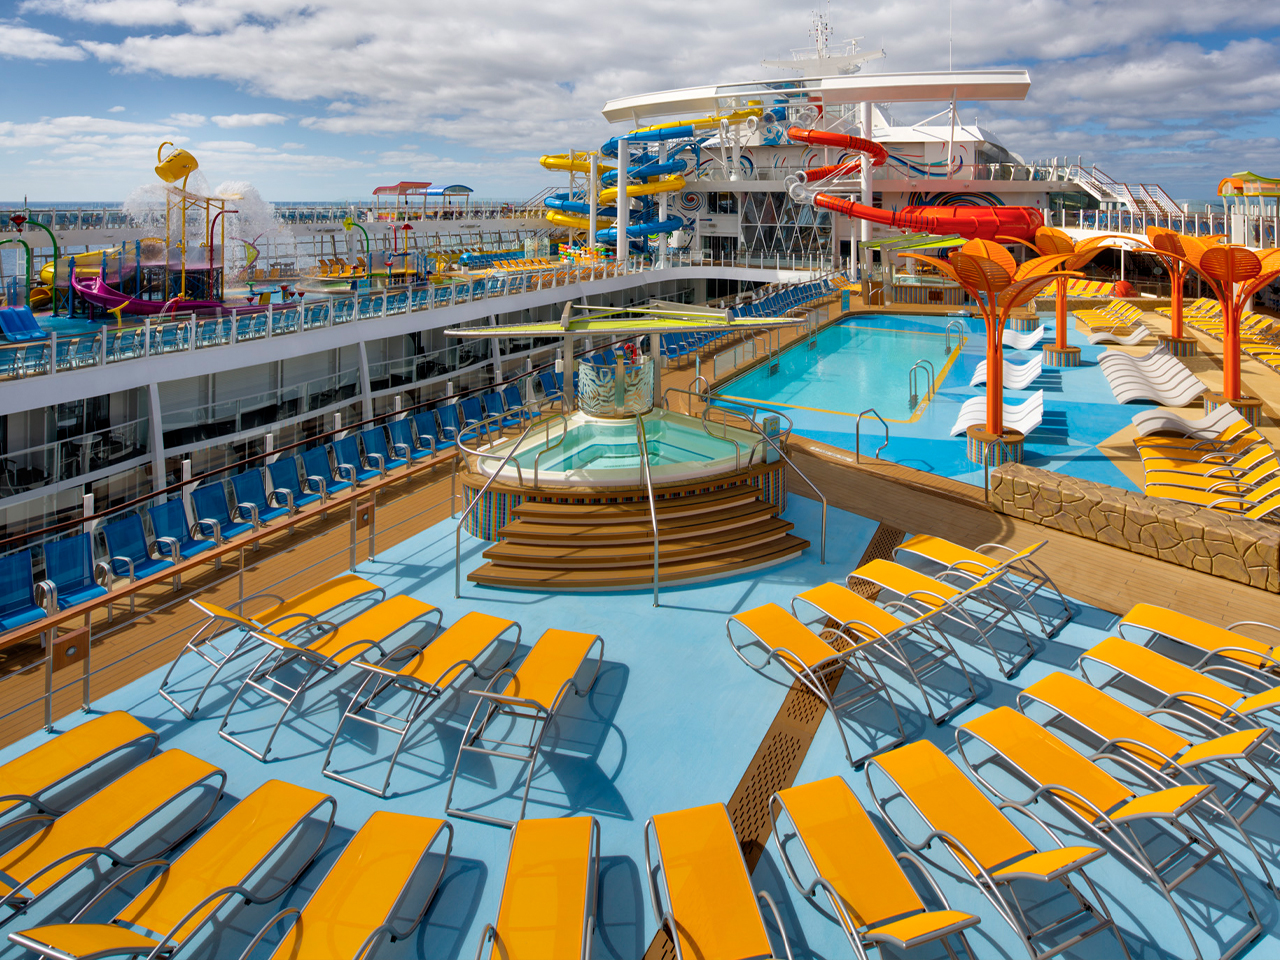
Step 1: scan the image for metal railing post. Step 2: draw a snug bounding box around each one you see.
[350,499,359,570]
[636,416,660,606]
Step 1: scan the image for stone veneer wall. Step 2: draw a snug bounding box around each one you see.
[989,463,1280,592]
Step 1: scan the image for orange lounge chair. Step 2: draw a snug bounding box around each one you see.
[9,779,334,960]
[0,712,157,821]
[475,816,599,959]
[769,776,979,958]
[0,750,224,924]
[1118,603,1280,675]
[644,803,793,960]
[445,628,603,825]
[242,810,451,960]
[866,739,1124,960]
[323,611,521,797]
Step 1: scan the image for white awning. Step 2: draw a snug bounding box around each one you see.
[601,70,1030,125]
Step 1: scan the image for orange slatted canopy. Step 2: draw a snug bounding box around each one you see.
[493,817,594,959]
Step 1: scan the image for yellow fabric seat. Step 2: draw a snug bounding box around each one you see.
[867,740,1121,959]
[0,712,157,819]
[646,803,788,960]
[732,601,851,672]
[324,611,522,797]
[478,817,598,960]
[11,780,334,960]
[1119,602,1280,672]
[0,750,224,912]
[219,595,441,761]
[265,810,452,960]
[446,628,604,825]
[771,776,979,956]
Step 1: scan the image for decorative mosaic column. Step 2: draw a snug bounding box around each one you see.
[966,426,1025,466]
[1204,392,1264,427]
[1044,345,1081,367]
[1158,335,1198,357]
[1009,315,1039,332]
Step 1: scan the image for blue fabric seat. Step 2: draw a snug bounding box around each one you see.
[103,513,174,581]
[412,411,450,451]
[537,372,564,404]
[190,483,254,543]
[332,436,379,485]
[40,533,108,610]
[359,426,406,472]
[147,499,215,561]
[458,396,486,433]
[501,384,532,421]
[0,550,46,632]
[387,418,432,461]
[482,391,522,428]
[301,446,352,498]
[230,469,290,526]
[267,456,323,510]
[436,404,464,444]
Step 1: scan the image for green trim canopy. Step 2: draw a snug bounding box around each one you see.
[444,300,807,338]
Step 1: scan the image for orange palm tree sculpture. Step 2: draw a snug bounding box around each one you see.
[1136,227,1200,341]
[900,239,1080,434]
[1188,245,1280,399]
[1003,227,1111,355]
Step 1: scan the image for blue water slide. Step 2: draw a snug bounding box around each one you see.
[544,196,617,218]
[595,216,686,245]
[600,124,701,158]
[599,156,690,188]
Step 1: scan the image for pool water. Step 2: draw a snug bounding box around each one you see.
[511,416,736,473]
[719,317,958,419]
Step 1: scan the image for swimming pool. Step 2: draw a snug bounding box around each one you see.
[718,316,962,420]
[480,410,756,485]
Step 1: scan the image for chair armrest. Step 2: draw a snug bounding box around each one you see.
[267,488,295,513]
[34,579,57,615]
[392,442,411,460]
[93,560,113,591]
[155,536,182,562]
[335,463,359,485]
[304,474,329,501]
[365,452,387,475]
[111,554,136,581]
[235,501,262,527]
[194,518,223,543]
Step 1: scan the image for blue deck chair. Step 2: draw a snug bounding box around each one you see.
[267,456,323,511]
[147,499,214,563]
[230,469,290,527]
[0,550,45,633]
[332,436,380,485]
[412,411,450,452]
[387,418,433,461]
[501,384,533,422]
[437,403,464,444]
[359,426,406,473]
[481,391,522,428]
[536,371,564,405]
[103,513,174,582]
[458,395,487,432]
[190,483,254,544]
[301,446,352,499]
[38,533,109,612]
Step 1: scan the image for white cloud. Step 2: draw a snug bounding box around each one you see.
[0,19,85,59]
[107,105,125,112]
[280,141,304,149]
[211,112,288,128]
[167,112,207,127]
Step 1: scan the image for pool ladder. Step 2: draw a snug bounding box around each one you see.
[908,359,936,412]
[855,409,889,464]
[945,318,967,353]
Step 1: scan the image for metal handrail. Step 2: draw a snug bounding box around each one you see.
[455,416,545,598]
[855,408,889,463]
[635,416,660,606]
[731,415,826,565]
[533,414,572,487]
[945,319,967,353]
[690,375,710,397]
[908,359,936,410]
[455,412,525,485]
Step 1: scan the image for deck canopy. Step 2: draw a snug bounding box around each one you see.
[445,300,802,338]
[602,70,1030,125]
[372,181,432,197]
[426,185,473,196]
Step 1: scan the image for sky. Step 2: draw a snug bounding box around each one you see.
[1,0,1278,203]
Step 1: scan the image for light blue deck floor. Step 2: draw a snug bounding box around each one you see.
[721,310,1146,492]
[1,497,1276,959]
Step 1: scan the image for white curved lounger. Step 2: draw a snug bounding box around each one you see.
[1099,350,1195,385]
[1088,324,1151,346]
[970,355,1044,389]
[1131,404,1246,439]
[1002,326,1045,350]
[949,391,1044,436]
[1102,366,1207,406]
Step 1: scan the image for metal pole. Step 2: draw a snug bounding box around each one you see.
[588,154,599,254]
[616,137,629,272]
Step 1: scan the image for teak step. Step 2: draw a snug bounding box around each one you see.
[512,486,762,524]
[502,502,780,546]
[470,535,810,590]
[482,518,797,569]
